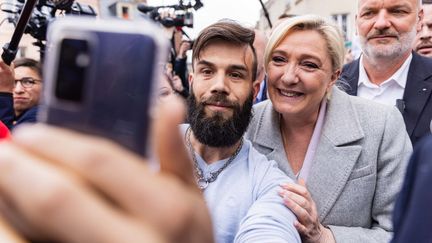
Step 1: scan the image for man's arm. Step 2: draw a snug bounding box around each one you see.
[0,96,213,243]
[0,61,15,129]
[235,160,301,243]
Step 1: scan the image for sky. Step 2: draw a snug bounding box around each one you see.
[146,0,265,38]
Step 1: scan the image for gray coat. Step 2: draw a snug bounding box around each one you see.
[246,87,412,243]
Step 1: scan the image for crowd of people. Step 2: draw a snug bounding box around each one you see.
[0,0,431,242]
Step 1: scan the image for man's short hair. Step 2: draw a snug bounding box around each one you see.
[192,20,257,82]
[13,58,42,78]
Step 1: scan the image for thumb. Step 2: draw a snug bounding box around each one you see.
[152,96,197,188]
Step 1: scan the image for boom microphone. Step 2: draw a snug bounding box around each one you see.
[1,0,38,65]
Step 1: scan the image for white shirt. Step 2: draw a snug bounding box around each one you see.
[357,54,412,107]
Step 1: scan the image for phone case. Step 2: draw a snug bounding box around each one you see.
[39,17,168,156]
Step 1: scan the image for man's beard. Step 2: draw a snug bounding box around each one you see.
[359,27,416,59]
[187,88,254,147]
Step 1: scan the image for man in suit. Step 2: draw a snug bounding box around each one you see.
[341,0,432,145]
[391,135,432,243]
[413,0,432,57]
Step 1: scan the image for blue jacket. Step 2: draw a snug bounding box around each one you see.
[392,135,432,243]
[0,92,38,130]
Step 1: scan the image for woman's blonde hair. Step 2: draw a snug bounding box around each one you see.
[264,14,345,73]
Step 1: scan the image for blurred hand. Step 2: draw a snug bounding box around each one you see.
[0,61,15,93]
[171,74,185,92]
[0,96,213,243]
[177,41,191,59]
[279,179,335,243]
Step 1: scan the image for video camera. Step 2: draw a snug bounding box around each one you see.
[2,0,96,41]
[0,0,96,62]
[137,0,203,28]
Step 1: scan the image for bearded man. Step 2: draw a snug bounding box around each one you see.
[183,20,301,243]
[341,0,432,146]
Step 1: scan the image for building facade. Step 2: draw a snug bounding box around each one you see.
[257,0,357,45]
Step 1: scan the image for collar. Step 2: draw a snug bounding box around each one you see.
[252,87,364,148]
[358,53,412,88]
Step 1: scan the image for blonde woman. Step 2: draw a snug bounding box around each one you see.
[246,15,412,243]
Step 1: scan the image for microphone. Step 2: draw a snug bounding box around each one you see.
[137,3,156,13]
[396,99,405,113]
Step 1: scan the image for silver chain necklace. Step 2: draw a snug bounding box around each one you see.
[186,127,243,190]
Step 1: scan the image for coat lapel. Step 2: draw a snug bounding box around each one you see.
[251,102,296,179]
[306,88,364,221]
[403,52,432,137]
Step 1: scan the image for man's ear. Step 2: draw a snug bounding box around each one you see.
[252,79,261,101]
[417,9,424,32]
[188,73,194,86]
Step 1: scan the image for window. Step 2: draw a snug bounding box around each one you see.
[332,13,349,41]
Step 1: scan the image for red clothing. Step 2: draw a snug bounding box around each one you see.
[0,121,10,139]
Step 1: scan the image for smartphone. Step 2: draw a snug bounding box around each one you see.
[38,17,169,156]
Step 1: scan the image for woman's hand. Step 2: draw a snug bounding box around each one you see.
[279,179,335,243]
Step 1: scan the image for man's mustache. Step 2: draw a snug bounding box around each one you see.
[201,94,236,108]
[367,29,399,40]
[417,40,432,50]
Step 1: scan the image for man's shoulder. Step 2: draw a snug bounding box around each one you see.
[341,58,360,75]
[15,106,38,126]
[243,139,291,182]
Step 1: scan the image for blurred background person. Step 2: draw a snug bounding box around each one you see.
[164,63,188,98]
[254,29,269,103]
[159,71,177,99]
[414,0,432,57]
[246,15,412,242]
[12,58,43,126]
[173,38,192,94]
[344,48,354,64]
[0,58,42,129]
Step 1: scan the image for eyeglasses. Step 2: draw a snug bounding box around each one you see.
[14,77,41,88]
